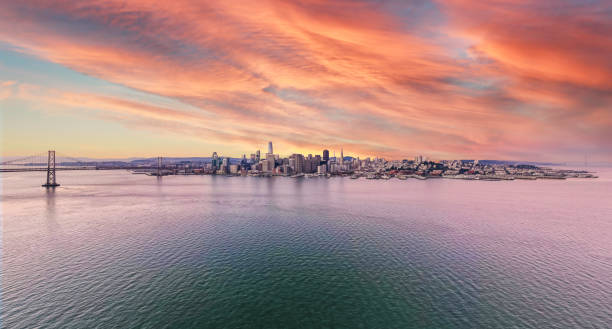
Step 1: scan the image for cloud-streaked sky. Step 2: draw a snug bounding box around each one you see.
[1,0,611,161]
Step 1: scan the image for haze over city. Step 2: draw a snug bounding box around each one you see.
[1,1,611,162]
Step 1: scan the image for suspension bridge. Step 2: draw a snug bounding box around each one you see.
[1,151,165,187]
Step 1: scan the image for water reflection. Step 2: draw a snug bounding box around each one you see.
[1,170,611,328]
[45,187,59,232]
[45,187,56,217]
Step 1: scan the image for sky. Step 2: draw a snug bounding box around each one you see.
[1,0,611,161]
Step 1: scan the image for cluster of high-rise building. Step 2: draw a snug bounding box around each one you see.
[204,141,375,176]
[203,142,450,178]
[155,141,597,180]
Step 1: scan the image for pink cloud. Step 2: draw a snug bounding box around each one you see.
[1,0,610,161]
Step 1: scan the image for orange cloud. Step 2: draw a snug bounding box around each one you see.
[1,0,610,161]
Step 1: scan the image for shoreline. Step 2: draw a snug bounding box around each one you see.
[135,170,598,181]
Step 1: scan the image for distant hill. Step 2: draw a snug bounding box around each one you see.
[475,160,562,166]
[129,157,242,164]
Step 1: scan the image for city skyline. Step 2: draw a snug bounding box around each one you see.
[1,1,611,162]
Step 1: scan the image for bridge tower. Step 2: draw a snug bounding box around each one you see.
[42,150,60,188]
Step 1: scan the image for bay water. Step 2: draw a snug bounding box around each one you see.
[2,170,611,328]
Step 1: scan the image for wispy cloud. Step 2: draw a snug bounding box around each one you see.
[0,0,610,160]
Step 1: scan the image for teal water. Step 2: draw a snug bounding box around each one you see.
[2,170,611,328]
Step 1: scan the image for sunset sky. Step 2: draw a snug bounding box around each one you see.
[1,0,611,161]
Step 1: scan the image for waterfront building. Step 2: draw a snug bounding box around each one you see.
[304,158,319,173]
[317,164,327,175]
[212,152,219,169]
[288,157,296,172]
[264,153,275,172]
[210,152,219,168]
[289,154,305,174]
[304,159,312,173]
[281,164,290,175]
[216,157,229,174]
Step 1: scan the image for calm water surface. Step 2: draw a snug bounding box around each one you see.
[2,169,611,328]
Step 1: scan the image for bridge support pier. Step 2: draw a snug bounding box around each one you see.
[42,150,60,188]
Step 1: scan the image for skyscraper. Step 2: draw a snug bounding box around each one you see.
[296,154,304,174]
[323,149,329,162]
[289,154,305,174]
[219,157,229,174]
[212,152,219,169]
[265,152,275,172]
[268,141,273,155]
[340,148,344,165]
